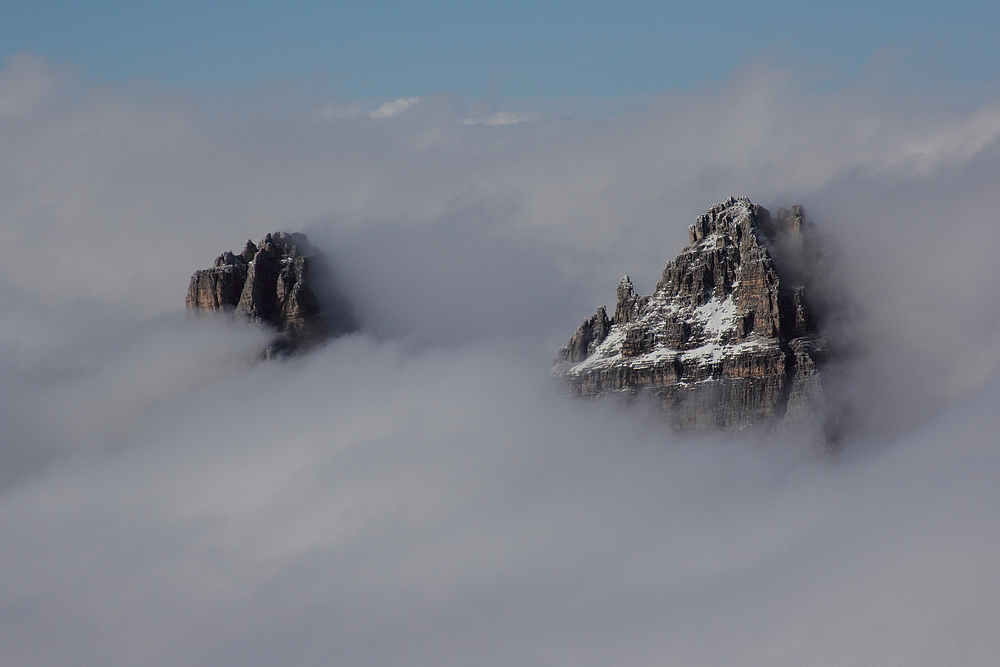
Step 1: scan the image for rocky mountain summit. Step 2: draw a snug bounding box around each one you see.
[555,197,830,432]
[186,232,355,354]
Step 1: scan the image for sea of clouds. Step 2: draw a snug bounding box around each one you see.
[0,52,999,666]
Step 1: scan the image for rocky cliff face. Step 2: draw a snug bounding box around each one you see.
[186,232,354,354]
[555,197,829,432]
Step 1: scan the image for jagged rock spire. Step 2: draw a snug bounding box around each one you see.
[556,197,829,434]
[186,232,356,355]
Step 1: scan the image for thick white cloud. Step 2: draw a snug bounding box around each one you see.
[0,53,999,665]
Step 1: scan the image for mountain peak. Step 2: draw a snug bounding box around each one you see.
[186,232,356,356]
[557,198,829,434]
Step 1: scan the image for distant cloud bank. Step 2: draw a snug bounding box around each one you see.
[1,53,999,666]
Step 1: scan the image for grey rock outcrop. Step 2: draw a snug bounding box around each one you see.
[186,232,355,354]
[555,197,830,433]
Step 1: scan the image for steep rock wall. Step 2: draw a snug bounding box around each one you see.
[555,197,829,432]
[187,232,354,354]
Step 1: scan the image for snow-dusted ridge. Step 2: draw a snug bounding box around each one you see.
[555,197,830,433]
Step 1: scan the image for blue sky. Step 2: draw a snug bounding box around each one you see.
[3,0,999,99]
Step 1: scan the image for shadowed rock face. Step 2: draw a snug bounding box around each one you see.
[555,197,830,433]
[186,232,355,355]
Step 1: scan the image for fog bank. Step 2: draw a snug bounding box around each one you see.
[1,53,999,665]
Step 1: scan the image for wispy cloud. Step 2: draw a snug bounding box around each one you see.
[320,101,365,119]
[367,95,422,118]
[462,110,554,125]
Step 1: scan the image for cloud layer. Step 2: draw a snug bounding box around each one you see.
[1,53,999,665]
